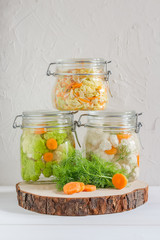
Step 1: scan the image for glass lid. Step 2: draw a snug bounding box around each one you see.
[22,110,73,117]
[53,58,107,64]
[78,111,142,132]
[13,110,75,129]
[47,58,111,78]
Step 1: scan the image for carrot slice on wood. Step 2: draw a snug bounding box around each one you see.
[46,138,57,150]
[83,185,96,192]
[43,152,53,162]
[34,128,46,135]
[117,134,131,142]
[137,155,140,167]
[63,182,81,195]
[112,173,127,190]
[105,147,117,155]
[78,182,85,192]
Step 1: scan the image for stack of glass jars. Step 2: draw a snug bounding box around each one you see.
[13,58,142,183]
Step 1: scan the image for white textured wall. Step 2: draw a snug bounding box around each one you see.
[0,0,160,185]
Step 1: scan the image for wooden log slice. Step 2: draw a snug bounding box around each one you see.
[16,180,148,216]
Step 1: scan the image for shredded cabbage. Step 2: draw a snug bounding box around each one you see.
[54,68,108,110]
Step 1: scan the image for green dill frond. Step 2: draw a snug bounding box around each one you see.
[116,144,131,161]
[52,150,127,190]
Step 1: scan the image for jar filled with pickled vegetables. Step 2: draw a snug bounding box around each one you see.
[13,111,76,182]
[47,58,111,111]
[78,111,142,182]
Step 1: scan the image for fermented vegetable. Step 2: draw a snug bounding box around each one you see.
[85,129,140,182]
[54,68,108,110]
[20,127,75,182]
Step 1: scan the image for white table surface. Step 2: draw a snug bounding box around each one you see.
[0,186,160,240]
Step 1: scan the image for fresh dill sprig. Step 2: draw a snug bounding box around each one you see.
[116,144,131,161]
[52,150,127,190]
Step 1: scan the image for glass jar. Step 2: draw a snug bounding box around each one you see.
[13,111,76,182]
[78,111,142,183]
[47,58,111,111]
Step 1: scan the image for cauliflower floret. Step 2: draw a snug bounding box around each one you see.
[120,137,137,153]
[86,130,102,146]
[121,163,131,174]
[101,132,110,140]
[129,167,139,182]
[127,154,137,166]
[109,135,119,147]
[86,130,111,149]
[97,150,115,161]
[99,139,112,151]
[86,135,100,146]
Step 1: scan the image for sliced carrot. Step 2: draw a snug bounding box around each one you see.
[96,86,102,90]
[98,100,106,105]
[83,185,96,192]
[137,155,140,167]
[88,96,100,100]
[63,182,81,195]
[43,152,53,162]
[112,173,127,190]
[71,83,82,89]
[79,98,91,104]
[34,128,46,135]
[76,182,85,192]
[56,92,64,97]
[117,134,131,142]
[64,83,74,92]
[46,138,57,150]
[105,147,117,155]
[75,92,79,97]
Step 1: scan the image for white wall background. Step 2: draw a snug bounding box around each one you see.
[0,0,160,185]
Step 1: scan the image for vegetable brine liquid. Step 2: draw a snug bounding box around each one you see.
[20,127,75,182]
[54,68,108,111]
[84,129,140,182]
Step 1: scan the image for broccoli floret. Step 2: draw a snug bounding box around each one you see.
[36,160,45,170]
[21,150,42,181]
[44,129,67,145]
[46,161,53,168]
[21,132,47,160]
[21,147,28,166]
[43,167,53,178]
[42,160,57,178]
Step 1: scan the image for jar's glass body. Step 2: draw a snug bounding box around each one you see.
[50,59,110,111]
[20,126,75,182]
[84,128,140,182]
[17,111,75,182]
[81,112,141,183]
